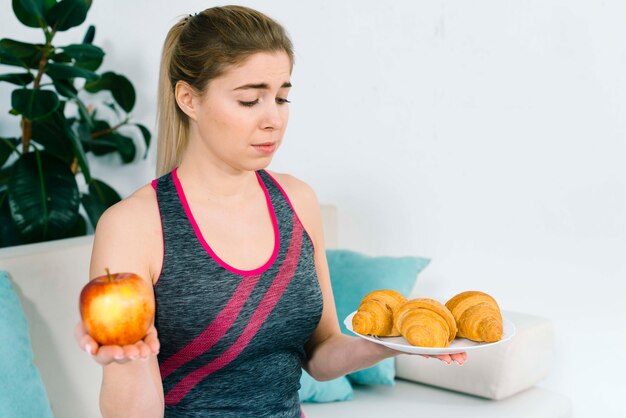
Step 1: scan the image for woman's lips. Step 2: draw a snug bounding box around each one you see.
[252,142,277,154]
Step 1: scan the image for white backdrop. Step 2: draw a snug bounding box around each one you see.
[1,1,625,416]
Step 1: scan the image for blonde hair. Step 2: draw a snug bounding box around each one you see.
[156,6,294,176]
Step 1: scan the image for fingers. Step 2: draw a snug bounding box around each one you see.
[144,325,161,355]
[75,321,100,357]
[435,354,453,364]
[93,345,129,365]
[91,341,154,365]
[450,351,467,365]
[419,351,467,365]
[418,353,451,363]
[75,321,160,366]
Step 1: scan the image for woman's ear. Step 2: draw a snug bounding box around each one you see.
[175,81,198,120]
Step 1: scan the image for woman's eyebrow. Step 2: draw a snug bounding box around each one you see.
[233,81,292,91]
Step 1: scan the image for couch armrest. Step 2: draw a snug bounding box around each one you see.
[0,236,101,418]
[395,310,554,400]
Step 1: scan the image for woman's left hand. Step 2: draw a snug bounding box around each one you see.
[421,352,467,365]
[370,341,467,365]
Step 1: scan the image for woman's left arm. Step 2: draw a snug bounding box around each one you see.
[300,227,398,380]
[273,172,465,381]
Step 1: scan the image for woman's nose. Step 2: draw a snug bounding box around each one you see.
[261,102,285,130]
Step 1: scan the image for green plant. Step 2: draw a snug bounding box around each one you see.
[0,0,151,247]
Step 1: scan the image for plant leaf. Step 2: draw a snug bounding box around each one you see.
[0,72,34,86]
[81,120,115,155]
[104,101,120,118]
[0,190,21,248]
[84,71,136,112]
[83,138,117,155]
[12,0,46,28]
[65,213,87,237]
[0,46,24,67]
[113,133,135,163]
[53,78,78,98]
[82,24,95,44]
[0,166,11,191]
[0,38,43,68]
[45,0,92,32]
[46,62,99,81]
[134,123,151,158]
[12,88,60,120]
[61,43,104,71]
[67,124,91,183]
[30,109,92,182]
[75,99,93,129]
[50,52,72,63]
[0,138,18,167]
[83,71,112,90]
[81,178,121,228]
[31,109,73,163]
[110,74,135,113]
[52,79,94,129]
[7,150,80,243]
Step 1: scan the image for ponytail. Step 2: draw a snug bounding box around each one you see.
[156,19,188,177]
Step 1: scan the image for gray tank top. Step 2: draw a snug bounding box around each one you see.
[152,168,323,417]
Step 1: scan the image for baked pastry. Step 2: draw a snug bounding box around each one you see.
[352,289,407,336]
[445,290,503,342]
[393,298,457,347]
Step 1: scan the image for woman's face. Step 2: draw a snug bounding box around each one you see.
[182,51,292,172]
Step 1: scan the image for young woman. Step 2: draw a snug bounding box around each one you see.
[75,6,466,417]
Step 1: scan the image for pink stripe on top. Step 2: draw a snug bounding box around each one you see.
[171,168,280,276]
[159,274,261,379]
[262,170,315,253]
[164,218,304,405]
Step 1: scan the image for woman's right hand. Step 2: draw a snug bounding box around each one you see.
[74,321,160,366]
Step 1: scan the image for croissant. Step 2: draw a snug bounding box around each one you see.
[352,289,407,336]
[445,290,503,342]
[394,298,457,347]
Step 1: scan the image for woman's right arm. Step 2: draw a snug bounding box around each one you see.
[76,187,165,417]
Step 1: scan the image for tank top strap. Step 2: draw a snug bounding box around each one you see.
[256,169,314,253]
[153,170,200,256]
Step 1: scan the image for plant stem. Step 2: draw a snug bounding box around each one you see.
[21,29,56,154]
[91,118,130,139]
[20,118,32,154]
[71,157,79,174]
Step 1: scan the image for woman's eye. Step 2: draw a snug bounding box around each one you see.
[276,98,291,105]
[239,99,259,107]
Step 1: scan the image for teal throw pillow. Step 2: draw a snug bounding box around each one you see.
[346,357,396,386]
[298,369,353,403]
[0,271,54,418]
[327,249,430,386]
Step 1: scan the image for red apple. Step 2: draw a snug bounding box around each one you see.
[79,270,155,346]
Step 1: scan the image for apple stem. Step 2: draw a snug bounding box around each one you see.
[105,268,112,282]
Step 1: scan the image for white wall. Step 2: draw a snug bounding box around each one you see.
[2,1,625,416]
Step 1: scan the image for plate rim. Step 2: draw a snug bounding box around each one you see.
[343,310,516,354]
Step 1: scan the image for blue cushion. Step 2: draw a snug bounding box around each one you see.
[327,249,430,386]
[298,369,353,403]
[0,271,54,418]
[345,357,396,386]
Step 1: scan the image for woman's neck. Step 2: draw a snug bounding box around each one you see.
[175,160,260,206]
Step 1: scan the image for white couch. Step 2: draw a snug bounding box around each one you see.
[0,206,572,418]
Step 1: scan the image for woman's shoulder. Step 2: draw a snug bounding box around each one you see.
[266,170,323,242]
[265,170,318,209]
[95,183,159,235]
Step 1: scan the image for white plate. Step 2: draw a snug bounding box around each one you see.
[344,311,516,355]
